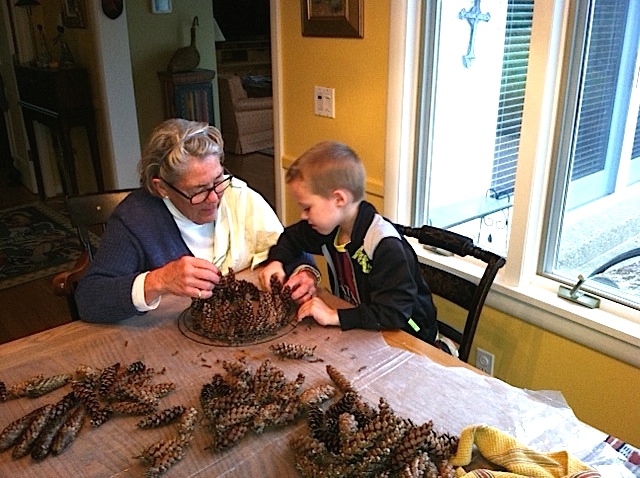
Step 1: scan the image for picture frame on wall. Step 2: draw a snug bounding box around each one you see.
[301,0,363,38]
[61,0,87,29]
[151,0,172,14]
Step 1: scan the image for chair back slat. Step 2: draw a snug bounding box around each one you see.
[52,189,134,320]
[67,190,133,260]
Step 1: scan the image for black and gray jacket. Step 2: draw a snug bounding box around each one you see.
[267,201,438,344]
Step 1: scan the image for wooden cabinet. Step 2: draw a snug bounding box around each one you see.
[215,40,271,77]
[15,65,104,199]
[158,69,216,125]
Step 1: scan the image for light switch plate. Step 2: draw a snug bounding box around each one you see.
[314,86,335,118]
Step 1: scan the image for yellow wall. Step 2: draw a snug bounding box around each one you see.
[279,0,387,221]
[126,1,216,146]
[436,299,640,447]
[278,0,640,447]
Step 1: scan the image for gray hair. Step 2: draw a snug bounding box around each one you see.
[138,118,224,194]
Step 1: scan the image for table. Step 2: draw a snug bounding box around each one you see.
[0,285,632,476]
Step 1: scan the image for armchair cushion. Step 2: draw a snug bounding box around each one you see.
[218,74,274,154]
[235,96,273,112]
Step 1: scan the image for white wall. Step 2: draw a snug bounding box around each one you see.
[88,2,140,189]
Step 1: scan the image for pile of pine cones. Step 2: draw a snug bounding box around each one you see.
[199,357,331,450]
[290,365,460,478]
[188,268,297,345]
[135,406,198,478]
[0,361,177,462]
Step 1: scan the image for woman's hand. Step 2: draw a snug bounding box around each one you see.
[296,296,339,326]
[285,269,318,303]
[144,256,221,302]
[258,261,285,291]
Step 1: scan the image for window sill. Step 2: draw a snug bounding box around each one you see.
[411,240,640,368]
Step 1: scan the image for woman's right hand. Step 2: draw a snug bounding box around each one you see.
[144,256,221,302]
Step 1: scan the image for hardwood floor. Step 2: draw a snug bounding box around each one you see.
[0,152,275,345]
[224,150,276,208]
[0,170,72,344]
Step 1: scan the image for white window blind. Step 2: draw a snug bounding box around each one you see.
[490,0,534,197]
[572,0,627,180]
[632,108,640,159]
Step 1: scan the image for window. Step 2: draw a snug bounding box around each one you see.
[543,0,640,308]
[415,0,533,254]
[414,0,640,311]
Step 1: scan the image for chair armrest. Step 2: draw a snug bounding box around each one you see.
[234,97,273,112]
[52,251,90,297]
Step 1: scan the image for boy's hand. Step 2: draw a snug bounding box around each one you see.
[259,261,286,291]
[296,297,340,326]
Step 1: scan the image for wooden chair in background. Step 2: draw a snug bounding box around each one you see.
[52,190,133,320]
[394,224,506,363]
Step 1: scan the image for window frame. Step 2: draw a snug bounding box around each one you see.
[384,0,640,368]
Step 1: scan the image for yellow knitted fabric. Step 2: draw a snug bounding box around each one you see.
[450,425,599,478]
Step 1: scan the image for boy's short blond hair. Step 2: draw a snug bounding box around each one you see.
[286,141,365,201]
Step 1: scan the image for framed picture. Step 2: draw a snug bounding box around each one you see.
[61,0,87,29]
[102,0,124,20]
[301,0,363,38]
[151,0,172,14]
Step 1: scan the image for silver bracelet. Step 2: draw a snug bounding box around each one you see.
[293,264,321,286]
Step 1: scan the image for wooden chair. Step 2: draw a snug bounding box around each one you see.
[394,224,506,363]
[52,190,133,320]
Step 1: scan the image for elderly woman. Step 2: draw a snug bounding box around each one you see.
[76,119,318,323]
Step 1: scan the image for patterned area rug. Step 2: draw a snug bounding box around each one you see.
[0,202,88,290]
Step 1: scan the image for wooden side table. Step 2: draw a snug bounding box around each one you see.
[14,64,104,200]
[158,69,216,125]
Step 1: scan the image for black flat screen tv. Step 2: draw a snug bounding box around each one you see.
[212,0,270,42]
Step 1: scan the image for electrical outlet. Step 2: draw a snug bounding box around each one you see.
[314,86,335,118]
[475,348,494,375]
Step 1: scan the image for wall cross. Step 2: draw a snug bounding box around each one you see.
[458,0,491,68]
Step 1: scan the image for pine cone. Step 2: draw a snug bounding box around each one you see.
[0,404,51,451]
[97,362,120,397]
[50,405,86,455]
[12,404,54,458]
[300,384,336,406]
[138,405,186,429]
[177,407,198,441]
[7,374,44,398]
[326,365,354,393]
[270,342,317,360]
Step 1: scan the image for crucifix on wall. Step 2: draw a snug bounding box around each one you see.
[459,0,491,68]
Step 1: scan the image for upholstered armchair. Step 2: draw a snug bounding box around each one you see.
[217,75,273,154]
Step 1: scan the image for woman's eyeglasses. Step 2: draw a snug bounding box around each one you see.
[161,175,233,205]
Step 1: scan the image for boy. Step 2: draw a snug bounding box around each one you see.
[259,141,438,344]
